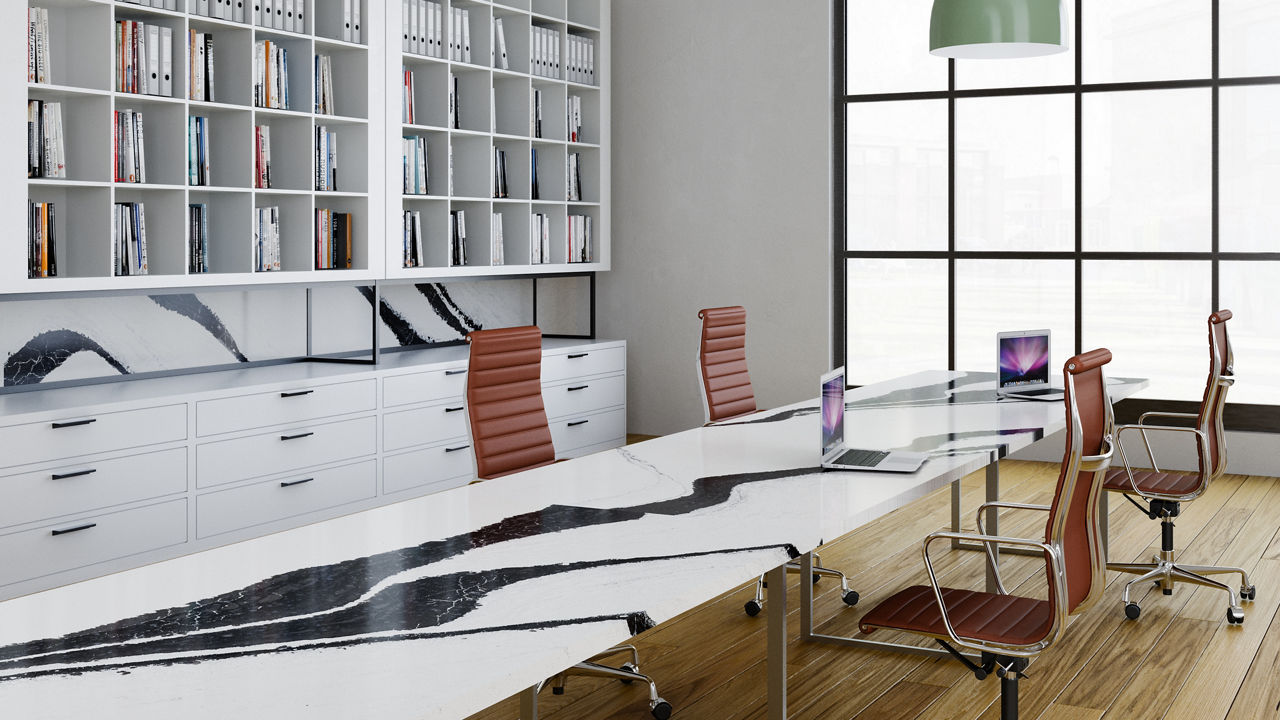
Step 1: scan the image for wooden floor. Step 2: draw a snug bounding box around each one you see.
[466,459,1280,720]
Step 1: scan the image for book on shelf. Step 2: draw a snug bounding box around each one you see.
[28,200,57,279]
[448,209,466,266]
[403,136,429,194]
[567,152,582,202]
[494,17,509,70]
[530,212,550,264]
[447,136,453,195]
[188,31,216,102]
[189,116,212,186]
[315,126,338,191]
[114,109,147,183]
[491,212,504,266]
[254,205,281,272]
[493,148,508,199]
[254,124,272,188]
[530,147,539,200]
[448,73,459,129]
[531,89,543,138]
[567,213,593,263]
[567,34,596,85]
[402,66,415,124]
[28,100,66,179]
[314,54,336,115]
[402,209,425,268]
[116,21,173,96]
[531,26,562,80]
[315,209,353,270]
[189,203,210,274]
[28,8,51,85]
[567,95,582,142]
[113,201,149,276]
[254,40,290,109]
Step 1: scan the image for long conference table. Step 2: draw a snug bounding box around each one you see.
[0,369,1146,719]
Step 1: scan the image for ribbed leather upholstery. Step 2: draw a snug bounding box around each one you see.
[697,306,757,423]
[465,326,556,480]
[1103,468,1199,496]
[861,349,1112,647]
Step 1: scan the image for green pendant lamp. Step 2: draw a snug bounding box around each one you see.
[930,0,1068,59]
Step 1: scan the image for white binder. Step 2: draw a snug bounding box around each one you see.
[284,0,294,31]
[433,2,441,59]
[352,0,360,43]
[342,0,351,42]
[421,0,430,56]
[461,9,470,63]
[262,0,273,28]
[198,0,210,15]
[403,0,412,52]
[147,25,160,95]
[253,0,262,26]
[160,27,172,96]
[272,0,283,30]
[295,0,305,33]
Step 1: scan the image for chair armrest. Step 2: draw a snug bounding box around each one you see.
[1079,433,1115,472]
[1138,411,1197,425]
[975,502,1051,539]
[1112,424,1209,498]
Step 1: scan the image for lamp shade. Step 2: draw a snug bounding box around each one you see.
[930,0,1067,59]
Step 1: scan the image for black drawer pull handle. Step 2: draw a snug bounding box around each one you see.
[445,369,467,376]
[52,418,96,429]
[52,523,97,537]
[567,385,589,391]
[567,353,589,359]
[567,420,590,427]
[445,445,471,453]
[280,478,315,488]
[281,432,315,441]
[444,406,465,413]
[52,469,97,481]
[281,389,315,398]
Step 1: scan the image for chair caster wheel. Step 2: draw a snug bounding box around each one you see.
[744,600,762,617]
[1163,588,1173,596]
[552,686,565,695]
[1241,585,1257,601]
[651,700,673,720]
[1228,607,1245,625]
[619,662,638,684]
[812,573,822,585]
[842,590,860,607]
[1124,603,1141,620]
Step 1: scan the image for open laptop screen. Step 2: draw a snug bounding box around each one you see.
[821,371,844,456]
[999,333,1050,388]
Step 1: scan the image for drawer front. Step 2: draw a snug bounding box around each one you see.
[384,403,469,452]
[384,367,468,408]
[0,448,187,529]
[542,346,625,384]
[196,416,377,489]
[0,404,187,469]
[550,408,626,455]
[197,460,377,539]
[384,444,476,495]
[0,499,188,588]
[196,379,377,437]
[544,374,626,420]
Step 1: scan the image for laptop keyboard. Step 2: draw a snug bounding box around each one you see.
[834,449,890,468]
[1013,387,1058,396]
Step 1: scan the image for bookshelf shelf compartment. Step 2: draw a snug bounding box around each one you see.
[189,190,253,275]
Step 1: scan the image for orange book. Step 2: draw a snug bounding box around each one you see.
[345,213,352,268]
[40,202,48,277]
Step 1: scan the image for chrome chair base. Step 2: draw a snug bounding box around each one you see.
[744,553,859,616]
[540,645,672,720]
[1109,550,1254,624]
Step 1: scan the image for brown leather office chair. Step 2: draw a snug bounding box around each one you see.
[695,307,860,616]
[1104,310,1254,624]
[465,326,671,719]
[858,349,1116,720]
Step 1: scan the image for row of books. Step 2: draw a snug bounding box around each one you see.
[254,206,281,272]
[403,136,430,195]
[117,21,175,97]
[402,67,417,124]
[254,125,273,188]
[188,203,210,274]
[188,31,216,102]
[493,148,510,199]
[490,212,505,265]
[114,110,147,184]
[28,8,52,85]
[252,0,313,36]
[567,95,583,143]
[530,212,551,264]
[530,89,544,138]
[28,201,57,278]
[113,201,149,276]
[315,209,353,270]
[567,151,582,202]
[27,100,65,179]
[531,146,541,200]
[315,55,336,115]
[188,116,212,186]
[565,34,596,85]
[315,126,339,191]
[254,40,290,109]
[530,27,562,80]
[567,213,593,263]
[401,1,447,60]
[402,209,425,268]
[448,73,460,129]
[448,209,467,266]
[190,0,246,23]
[396,210,595,269]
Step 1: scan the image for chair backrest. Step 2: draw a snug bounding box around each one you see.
[1044,348,1114,618]
[696,306,757,423]
[465,326,556,479]
[1196,310,1233,481]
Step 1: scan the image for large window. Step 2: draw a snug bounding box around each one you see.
[838,0,1280,425]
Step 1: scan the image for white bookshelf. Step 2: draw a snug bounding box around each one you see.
[385,0,609,279]
[7,0,386,293]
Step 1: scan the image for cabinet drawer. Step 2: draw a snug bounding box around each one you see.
[0,448,187,529]
[196,460,377,539]
[544,374,625,420]
[196,379,377,437]
[542,346,625,384]
[0,404,187,470]
[0,499,187,588]
[550,408,626,455]
[384,403,469,452]
[383,444,476,495]
[196,415,377,489]
[384,366,468,408]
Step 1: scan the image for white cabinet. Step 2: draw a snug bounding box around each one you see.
[0,404,187,467]
[197,459,378,539]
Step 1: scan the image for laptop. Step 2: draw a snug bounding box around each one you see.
[820,367,928,473]
[996,329,1064,401]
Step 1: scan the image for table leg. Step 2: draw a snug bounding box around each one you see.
[984,463,1000,594]
[519,685,539,720]
[767,562,788,720]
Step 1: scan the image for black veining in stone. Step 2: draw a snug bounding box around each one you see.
[358,286,431,346]
[149,295,249,363]
[417,283,482,337]
[2,330,130,386]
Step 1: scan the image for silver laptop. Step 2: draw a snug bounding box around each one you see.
[821,367,928,473]
[996,329,1064,401]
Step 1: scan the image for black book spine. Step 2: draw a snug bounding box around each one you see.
[47,201,56,277]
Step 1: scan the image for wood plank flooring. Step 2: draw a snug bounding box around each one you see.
[465,460,1280,720]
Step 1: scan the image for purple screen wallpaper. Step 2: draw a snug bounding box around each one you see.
[822,376,844,454]
[999,335,1050,387]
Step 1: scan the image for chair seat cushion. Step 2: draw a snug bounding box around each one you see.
[1103,468,1201,496]
[859,585,1052,647]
